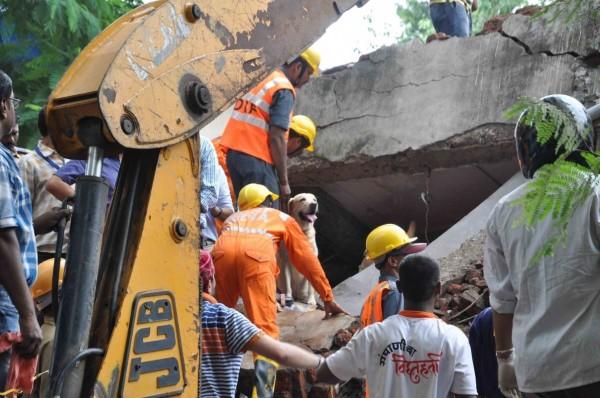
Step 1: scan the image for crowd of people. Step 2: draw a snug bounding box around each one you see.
[1,8,600,397]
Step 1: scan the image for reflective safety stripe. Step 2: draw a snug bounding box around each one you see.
[256,78,291,98]
[242,92,270,113]
[222,225,274,239]
[230,110,269,131]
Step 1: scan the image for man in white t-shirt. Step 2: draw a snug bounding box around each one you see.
[316,255,477,398]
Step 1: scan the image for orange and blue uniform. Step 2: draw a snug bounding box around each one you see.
[212,207,333,339]
[219,69,296,199]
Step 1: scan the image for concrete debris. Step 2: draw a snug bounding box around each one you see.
[287,2,600,283]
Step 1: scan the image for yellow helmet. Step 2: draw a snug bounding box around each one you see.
[30,258,65,309]
[290,115,317,152]
[365,224,426,262]
[299,47,320,76]
[238,183,279,211]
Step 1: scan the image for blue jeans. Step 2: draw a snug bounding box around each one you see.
[430,2,470,37]
[226,150,281,209]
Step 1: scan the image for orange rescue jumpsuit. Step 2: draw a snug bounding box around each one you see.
[212,207,333,339]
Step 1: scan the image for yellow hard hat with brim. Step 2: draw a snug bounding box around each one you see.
[238,183,279,210]
[299,47,321,76]
[365,224,426,262]
[290,115,317,152]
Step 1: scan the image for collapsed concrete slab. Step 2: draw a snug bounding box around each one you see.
[288,4,600,284]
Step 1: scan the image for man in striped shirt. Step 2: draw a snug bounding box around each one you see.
[200,252,323,397]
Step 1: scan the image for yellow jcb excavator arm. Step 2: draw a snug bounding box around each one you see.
[44,1,368,397]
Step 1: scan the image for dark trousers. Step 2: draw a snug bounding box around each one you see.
[430,2,470,37]
[226,150,280,208]
[0,349,10,389]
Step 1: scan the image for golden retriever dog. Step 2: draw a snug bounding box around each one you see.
[277,193,319,306]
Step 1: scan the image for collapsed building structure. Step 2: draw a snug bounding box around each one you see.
[227,3,600,397]
[290,4,600,287]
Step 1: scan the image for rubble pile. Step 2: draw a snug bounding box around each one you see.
[435,261,489,334]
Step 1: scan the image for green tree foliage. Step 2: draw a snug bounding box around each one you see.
[396,0,538,43]
[504,97,599,266]
[0,0,142,148]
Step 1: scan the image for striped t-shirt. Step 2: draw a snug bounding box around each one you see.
[201,301,261,397]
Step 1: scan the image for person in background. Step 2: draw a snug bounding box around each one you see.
[199,249,325,398]
[468,307,503,398]
[429,0,477,38]
[201,164,234,251]
[0,69,42,387]
[316,255,477,398]
[484,95,600,397]
[29,258,65,398]
[18,107,69,262]
[360,223,426,328]
[199,135,219,240]
[46,155,120,206]
[1,122,19,158]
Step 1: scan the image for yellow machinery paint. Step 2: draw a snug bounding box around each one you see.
[43,0,369,396]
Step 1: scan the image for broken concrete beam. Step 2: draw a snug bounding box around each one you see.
[292,24,600,184]
[502,2,600,64]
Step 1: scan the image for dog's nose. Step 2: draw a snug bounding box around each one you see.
[309,203,317,213]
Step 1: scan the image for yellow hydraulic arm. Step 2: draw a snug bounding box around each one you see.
[44,1,368,397]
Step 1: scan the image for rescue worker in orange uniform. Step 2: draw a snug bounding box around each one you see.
[212,183,345,397]
[218,48,320,211]
[214,114,318,204]
[360,224,427,328]
[359,224,427,398]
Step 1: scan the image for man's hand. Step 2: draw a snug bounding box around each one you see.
[497,349,519,397]
[15,313,42,358]
[33,207,72,235]
[279,182,291,213]
[323,300,348,320]
[472,0,478,12]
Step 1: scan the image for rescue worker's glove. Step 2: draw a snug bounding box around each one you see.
[497,348,520,398]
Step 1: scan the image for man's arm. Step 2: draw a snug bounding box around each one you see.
[245,333,320,369]
[471,0,478,11]
[46,175,74,201]
[268,126,289,207]
[316,361,343,384]
[316,328,367,384]
[483,214,518,395]
[33,207,71,235]
[0,229,42,357]
[493,311,513,351]
[210,167,234,221]
[268,89,295,212]
[200,136,219,212]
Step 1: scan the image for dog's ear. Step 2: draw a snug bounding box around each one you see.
[288,195,296,208]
